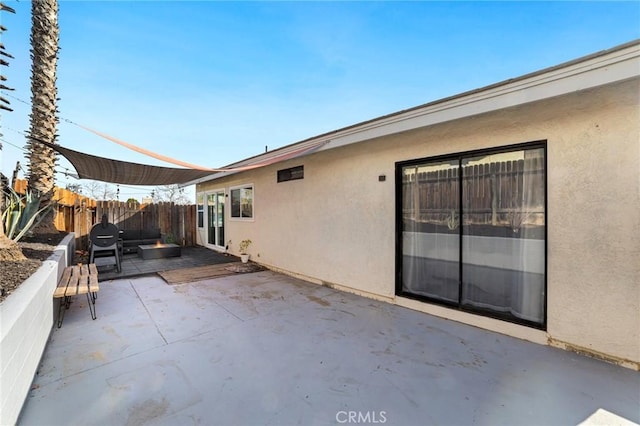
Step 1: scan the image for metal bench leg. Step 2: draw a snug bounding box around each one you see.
[57,298,66,328]
[86,292,97,320]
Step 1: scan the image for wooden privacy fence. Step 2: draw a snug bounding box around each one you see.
[402,156,545,229]
[13,179,96,248]
[94,201,197,250]
[12,179,196,251]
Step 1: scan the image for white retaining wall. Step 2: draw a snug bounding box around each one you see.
[0,233,74,426]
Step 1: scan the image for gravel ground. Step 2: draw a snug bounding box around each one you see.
[0,233,67,303]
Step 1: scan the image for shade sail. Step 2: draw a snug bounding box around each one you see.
[37,136,329,186]
[41,141,215,185]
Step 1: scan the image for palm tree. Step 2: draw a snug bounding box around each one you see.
[25,0,60,234]
[0,3,15,112]
[0,2,27,261]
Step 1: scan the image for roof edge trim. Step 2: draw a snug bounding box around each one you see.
[191,39,640,186]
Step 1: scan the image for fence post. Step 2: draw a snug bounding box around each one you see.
[490,162,498,226]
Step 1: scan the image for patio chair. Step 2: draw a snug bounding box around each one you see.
[89,215,122,272]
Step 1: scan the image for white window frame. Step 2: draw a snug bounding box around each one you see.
[229,183,254,221]
[196,192,204,228]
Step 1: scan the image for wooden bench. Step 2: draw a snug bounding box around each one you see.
[54,264,99,328]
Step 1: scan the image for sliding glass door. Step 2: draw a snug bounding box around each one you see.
[401,159,460,303]
[206,191,225,249]
[397,143,546,327]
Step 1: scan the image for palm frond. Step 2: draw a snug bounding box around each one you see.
[0,2,16,13]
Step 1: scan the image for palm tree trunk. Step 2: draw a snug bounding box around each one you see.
[26,0,59,233]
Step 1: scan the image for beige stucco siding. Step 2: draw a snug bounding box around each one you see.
[200,140,398,299]
[545,79,640,365]
[198,78,640,366]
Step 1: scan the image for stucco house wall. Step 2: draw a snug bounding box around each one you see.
[196,45,640,369]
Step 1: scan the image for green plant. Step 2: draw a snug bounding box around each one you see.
[2,187,54,241]
[506,208,531,234]
[239,239,252,254]
[446,209,459,230]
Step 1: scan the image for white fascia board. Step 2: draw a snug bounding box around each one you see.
[193,41,639,187]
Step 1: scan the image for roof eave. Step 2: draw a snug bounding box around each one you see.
[190,39,640,187]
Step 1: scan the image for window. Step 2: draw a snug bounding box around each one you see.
[397,142,546,327]
[278,165,304,182]
[230,185,253,219]
[196,193,204,228]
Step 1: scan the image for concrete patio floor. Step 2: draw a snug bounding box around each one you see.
[18,270,640,426]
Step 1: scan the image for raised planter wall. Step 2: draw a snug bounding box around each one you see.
[0,233,74,426]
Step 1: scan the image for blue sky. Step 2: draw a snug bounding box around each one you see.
[1,1,639,201]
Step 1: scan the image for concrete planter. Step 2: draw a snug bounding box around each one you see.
[0,233,74,426]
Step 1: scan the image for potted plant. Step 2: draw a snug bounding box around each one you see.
[239,239,252,263]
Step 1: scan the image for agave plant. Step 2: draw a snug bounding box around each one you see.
[2,187,54,242]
